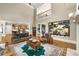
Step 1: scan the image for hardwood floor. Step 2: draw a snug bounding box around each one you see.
[53,40,76,49]
[53,40,76,56]
[35,36,76,56]
[1,35,76,56]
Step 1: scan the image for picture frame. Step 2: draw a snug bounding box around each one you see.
[48,20,70,36]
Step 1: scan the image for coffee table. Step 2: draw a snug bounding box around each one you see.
[27,38,41,50]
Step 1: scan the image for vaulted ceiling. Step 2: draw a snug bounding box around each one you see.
[29,3,44,8]
[0,3,34,23]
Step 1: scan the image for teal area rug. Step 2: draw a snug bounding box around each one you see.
[21,44,45,56]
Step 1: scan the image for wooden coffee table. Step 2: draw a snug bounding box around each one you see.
[27,39,41,50]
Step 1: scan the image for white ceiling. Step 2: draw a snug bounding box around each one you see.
[0,3,34,23]
[29,3,44,8]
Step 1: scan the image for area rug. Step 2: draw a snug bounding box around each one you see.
[9,42,64,56]
[21,44,45,56]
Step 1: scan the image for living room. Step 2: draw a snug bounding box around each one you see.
[0,3,79,56]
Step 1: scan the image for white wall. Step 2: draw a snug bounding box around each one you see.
[37,3,51,14]
[76,4,79,53]
[0,4,34,21]
[70,19,76,41]
[36,3,76,43]
[51,3,76,42]
[76,24,79,53]
[37,3,52,23]
[0,4,34,35]
[36,3,52,33]
[51,3,76,21]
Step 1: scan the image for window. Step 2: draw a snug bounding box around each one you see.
[0,24,3,33]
